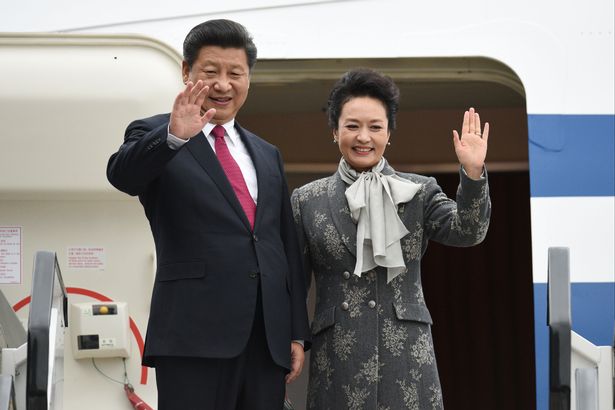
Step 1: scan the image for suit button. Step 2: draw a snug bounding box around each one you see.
[252,234,259,242]
[368,300,376,309]
[341,302,349,311]
[342,271,350,279]
[249,272,258,279]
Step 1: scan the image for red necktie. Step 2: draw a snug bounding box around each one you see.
[212,125,256,229]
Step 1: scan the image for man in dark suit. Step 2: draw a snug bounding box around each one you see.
[107,19,310,410]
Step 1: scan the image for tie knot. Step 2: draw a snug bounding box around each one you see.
[212,125,226,140]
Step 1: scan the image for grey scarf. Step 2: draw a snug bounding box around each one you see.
[338,158,422,282]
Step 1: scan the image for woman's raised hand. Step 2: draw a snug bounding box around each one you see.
[452,107,489,179]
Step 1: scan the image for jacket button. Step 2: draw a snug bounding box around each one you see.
[368,300,376,309]
[341,302,349,311]
[249,272,258,279]
[342,271,350,279]
[252,234,259,242]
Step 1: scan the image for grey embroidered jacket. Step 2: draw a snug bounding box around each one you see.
[291,164,490,410]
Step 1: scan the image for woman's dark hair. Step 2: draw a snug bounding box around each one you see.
[183,19,257,70]
[327,68,400,131]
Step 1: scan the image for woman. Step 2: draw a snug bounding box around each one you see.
[291,68,491,409]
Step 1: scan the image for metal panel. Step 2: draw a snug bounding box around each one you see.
[0,290,26,348]
[548,247,571,410]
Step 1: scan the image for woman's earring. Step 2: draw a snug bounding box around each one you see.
[333,139,338,144]
[387,142,391,146]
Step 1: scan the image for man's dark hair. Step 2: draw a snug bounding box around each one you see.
[183,19,257,70]
[327,68,400,131]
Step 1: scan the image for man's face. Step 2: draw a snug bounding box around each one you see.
[182,46,250,124]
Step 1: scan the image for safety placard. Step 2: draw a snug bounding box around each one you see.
[67,246,106,270]
[0,227,22,284]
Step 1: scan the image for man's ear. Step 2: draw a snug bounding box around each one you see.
[181,61,190,84]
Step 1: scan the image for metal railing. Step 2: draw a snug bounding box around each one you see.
[548,247,614,410]
[26,251,67,410]
[548,247,572,410]
[0,374,16,410]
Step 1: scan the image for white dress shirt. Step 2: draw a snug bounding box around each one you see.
[168,120,258,204]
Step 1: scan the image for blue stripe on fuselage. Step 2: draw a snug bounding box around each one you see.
[528,115,614,197]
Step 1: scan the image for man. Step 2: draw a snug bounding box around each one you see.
[107,19,310,410]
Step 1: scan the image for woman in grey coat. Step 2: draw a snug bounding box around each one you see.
[291,68,491,410]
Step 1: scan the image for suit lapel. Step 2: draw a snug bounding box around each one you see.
[186,131,252,231]
[327,172,357,257]
[237,124,270,230]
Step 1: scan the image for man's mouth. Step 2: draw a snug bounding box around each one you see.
[209,96,232,106]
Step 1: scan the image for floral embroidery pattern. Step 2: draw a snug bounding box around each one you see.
[411,329,435,366]
[415,283,426,305]
[313,342,334,390]
[397,379,420,410]
[409,368,421,382]
[401,222,423,261]
[354,347,383,384]
[313,210,327,228]
[429,383,444,409]
[343,385,370,410]
[382,318,408,357]
[300,178,328,201]
[341,282,370,318]
[333,323,356,361]
[323,224,346,261]
[390,271,405,308]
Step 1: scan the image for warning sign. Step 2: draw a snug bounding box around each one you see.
[0,227,22,284]
[67,246,105,270]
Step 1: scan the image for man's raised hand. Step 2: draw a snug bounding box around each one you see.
[169,80,216,140]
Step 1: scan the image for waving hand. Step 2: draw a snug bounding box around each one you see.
[452,107,489,179]
[169,80,217,140]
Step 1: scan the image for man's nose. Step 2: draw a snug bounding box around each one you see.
[213,75,231,92]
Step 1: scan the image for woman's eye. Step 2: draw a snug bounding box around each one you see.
[345,124,358,130]
[371,126,383,131]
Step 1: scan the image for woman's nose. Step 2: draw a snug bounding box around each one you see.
[356,127,371,143]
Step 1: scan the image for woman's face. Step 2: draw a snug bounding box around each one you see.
[334,96,390,171]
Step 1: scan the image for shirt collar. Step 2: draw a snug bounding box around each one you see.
[204,120,237,144]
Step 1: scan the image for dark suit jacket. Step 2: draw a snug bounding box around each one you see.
[107,113,310,369]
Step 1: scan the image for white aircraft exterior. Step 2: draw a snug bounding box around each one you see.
[1,1,613,409]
